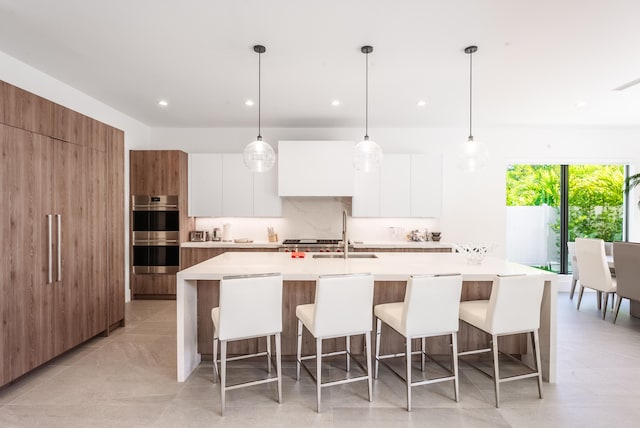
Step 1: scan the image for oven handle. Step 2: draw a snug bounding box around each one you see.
[132,204,179,210]
[133,239,179,245]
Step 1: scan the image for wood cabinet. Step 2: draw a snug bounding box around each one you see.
[353,153,442,218]
[189,153,281,217]
[0,80,124,387]
[129,150,190,298]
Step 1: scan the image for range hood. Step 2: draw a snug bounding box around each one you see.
[277,140,355,197]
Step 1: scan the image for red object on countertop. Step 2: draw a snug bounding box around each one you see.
[291,251,306,258]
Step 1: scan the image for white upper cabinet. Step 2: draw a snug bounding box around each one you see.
[380,154,412,217]
[189,153,282,217]
[278,140,355,196]
[353,167,381,217]
[411,154,442,217]
[222,154,253,217]
[189,153,222,217]
[253,161,282,217]
[352,153,442,218]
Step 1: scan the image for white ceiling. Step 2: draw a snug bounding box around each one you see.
[1,0,639,129]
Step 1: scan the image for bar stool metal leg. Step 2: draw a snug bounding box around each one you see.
[275,332,282,403]
[365,331,373,402]
[405,339,412,411]
[451,332,459,402]
[533,330,543,399]
[346,335,351,372]
[316,338,323,412]
[374,318,382,379]
[212,336,219,380]
[491,335,500,408]
[220,340,228,416]
[296,320,303,381]
[266,334,272,374]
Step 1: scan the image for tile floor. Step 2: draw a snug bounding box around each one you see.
[1,292,640,427]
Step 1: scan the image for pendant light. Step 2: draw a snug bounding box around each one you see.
[353,45,383,172]
[457,45,488,173]
[243,44,276,172]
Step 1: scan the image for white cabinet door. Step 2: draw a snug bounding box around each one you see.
[253,162,282,217]
[189,153,222,217]
[353,168,380,217]
[380,154,411,217]
[222,154,253,217]
[278,140,355,196]
[411,154,442,217]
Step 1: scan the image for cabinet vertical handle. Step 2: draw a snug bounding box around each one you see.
[56,214,62,282]
[47,214,53,284]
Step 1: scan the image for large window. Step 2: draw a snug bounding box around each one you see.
[506,164,625,273]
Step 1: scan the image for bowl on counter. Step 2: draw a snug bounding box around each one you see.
[455,243,495,264]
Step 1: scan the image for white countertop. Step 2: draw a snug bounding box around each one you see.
[181,241,453,249]
[352,241,453,249]
[181,241,282,249]
[177,251,551,282]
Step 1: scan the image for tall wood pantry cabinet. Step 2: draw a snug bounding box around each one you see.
[0,80,125,387]
[129,150,190,298]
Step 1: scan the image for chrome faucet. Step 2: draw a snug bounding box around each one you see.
[342,209,349,258]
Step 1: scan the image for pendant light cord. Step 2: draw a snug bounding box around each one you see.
[365,50,369,140]
[258,50,262,140]
[468,50,473,140]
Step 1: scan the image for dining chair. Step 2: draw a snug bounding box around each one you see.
[211,273,283,416]
[612,242,640,323]
[575,238,617,319]
[296,273,374,412]
[567,242,580,299]
[374,274,463,411]
[458,274,545,407]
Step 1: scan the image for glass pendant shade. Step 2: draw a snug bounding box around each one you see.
[243,137,276,173]
[353,138,383,172]
[457,137,489,173]
[458,45,488,173]
[243,44,274,173]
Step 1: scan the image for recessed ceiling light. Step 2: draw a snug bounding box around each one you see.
[331,100,341,106]
[158,100,168,107]
[576,101,587,108]
[417,100,427,107]
[245,99,254,106]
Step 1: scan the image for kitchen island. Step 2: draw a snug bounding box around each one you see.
[177,252,556,383]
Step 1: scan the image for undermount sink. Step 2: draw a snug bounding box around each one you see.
[312,254,378,259]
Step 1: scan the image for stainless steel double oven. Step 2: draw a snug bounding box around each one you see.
[131,195,180,274]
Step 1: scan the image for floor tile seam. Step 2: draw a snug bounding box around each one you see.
[1,365,75,406]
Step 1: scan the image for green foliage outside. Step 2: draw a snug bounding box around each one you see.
[506,164,624,242]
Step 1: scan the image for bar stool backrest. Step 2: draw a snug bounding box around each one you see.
[486,274,545,335]
[402,274,463,336]
[313,273,374,337]
[218,273,283,341]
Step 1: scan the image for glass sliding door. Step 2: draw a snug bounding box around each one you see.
[506,165,561,272]
[506,163,625,274]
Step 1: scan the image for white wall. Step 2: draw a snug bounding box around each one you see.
[0,51,152,301]
[152,126,640,254]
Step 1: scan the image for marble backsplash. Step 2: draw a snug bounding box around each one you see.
[194,197,440,243]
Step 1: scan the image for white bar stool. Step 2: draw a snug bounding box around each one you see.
[458,274,545,407]
[211,273,283,416]
[296,273,375,412]
[374,274,463,411]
